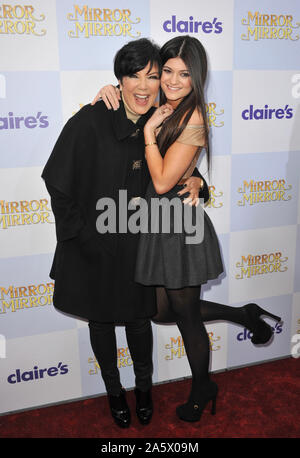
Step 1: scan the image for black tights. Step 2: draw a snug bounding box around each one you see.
[154,286,250,400]
[162,287,211,401]
[155,286,247,327]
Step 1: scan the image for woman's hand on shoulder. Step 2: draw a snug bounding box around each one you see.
[91,85,121,110]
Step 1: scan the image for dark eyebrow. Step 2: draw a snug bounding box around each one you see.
[163,65,189,72]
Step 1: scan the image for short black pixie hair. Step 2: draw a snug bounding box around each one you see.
[114,38,161,81]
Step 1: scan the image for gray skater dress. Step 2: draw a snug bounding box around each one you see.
[134,125,224,289]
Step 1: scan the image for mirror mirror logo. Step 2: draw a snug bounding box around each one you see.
[0,4,46,36]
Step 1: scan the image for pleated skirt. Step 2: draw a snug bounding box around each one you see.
[134,182,224,289]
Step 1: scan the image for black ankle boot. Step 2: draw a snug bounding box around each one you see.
[243,304,281,345]
[108,388,131,428]
[176,380,218,422]
[134,388,153,425]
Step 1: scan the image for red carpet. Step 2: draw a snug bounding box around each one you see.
[1,357,299,439]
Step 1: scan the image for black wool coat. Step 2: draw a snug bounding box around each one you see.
[42,101,157,322]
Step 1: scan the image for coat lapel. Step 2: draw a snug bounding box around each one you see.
[111,102,155,189]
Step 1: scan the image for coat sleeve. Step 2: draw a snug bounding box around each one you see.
[45,183,85,242]
[42,109,89,197]
[42,106,94,242]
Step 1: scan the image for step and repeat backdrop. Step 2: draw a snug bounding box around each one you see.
[0,0,300,415]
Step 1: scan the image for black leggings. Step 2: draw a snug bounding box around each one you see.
[89,318,153,396]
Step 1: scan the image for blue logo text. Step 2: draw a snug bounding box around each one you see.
[163,16,223,34]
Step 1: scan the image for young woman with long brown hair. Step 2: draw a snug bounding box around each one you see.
[94,35,281,423]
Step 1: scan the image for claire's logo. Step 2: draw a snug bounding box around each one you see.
[0,3,46,36]
[7,362,69,384]
[237,322,282,342]
[241,11,300,41]
[0,111,49,130]
[163,15,222,34]
[242,104,293,120]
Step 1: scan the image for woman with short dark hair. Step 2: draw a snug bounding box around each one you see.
[43,37,204,429]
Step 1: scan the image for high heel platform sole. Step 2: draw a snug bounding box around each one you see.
[245,304,281,345]
[176,383,218,422]
[176,396,217,422]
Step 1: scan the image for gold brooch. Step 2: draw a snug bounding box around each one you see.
[132,160,142,170]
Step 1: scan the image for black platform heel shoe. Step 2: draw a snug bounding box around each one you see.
[108,388,131,428]
[243,303,281,345]
[176,381,218,423]
[134,388,153,425]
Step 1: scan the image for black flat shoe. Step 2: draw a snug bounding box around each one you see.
[108,388,131,428]
[134,388,153,425]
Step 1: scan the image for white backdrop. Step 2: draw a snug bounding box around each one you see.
[0,0,300,415]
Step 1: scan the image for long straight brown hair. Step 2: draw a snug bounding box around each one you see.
[157,35,210,171]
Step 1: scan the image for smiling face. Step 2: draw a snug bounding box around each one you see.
[160,57,193,108]
[119,61,160,115]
